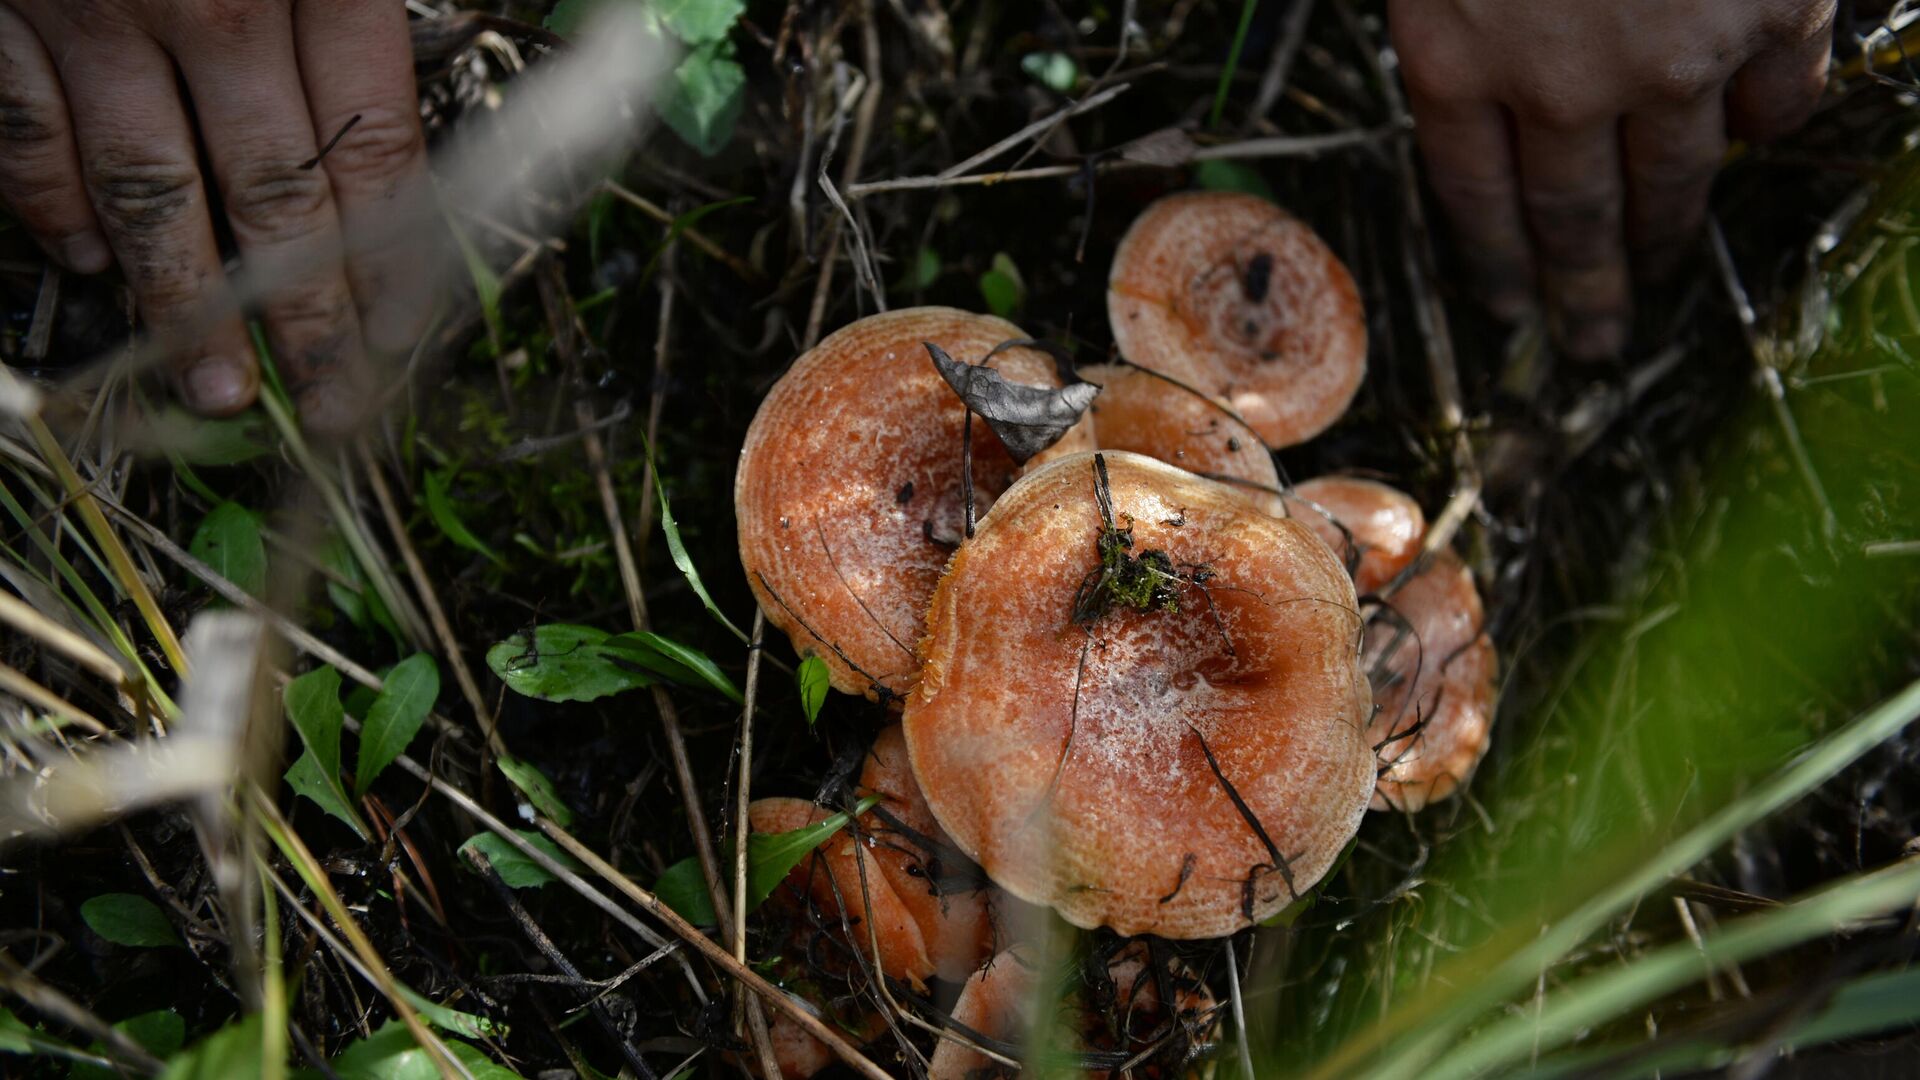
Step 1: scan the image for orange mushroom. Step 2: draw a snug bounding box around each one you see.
[737,307,1096,702]
[1108,191,1367,449]
[1289,476,1427,593]
[1364,551,1497,813]
[857,725,998,982]
[1079,363,1283,515]
[928,943,1217,1079]
[905,451,1374,938]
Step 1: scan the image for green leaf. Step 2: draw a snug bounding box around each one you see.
[656,0,744,44]
[188,502,266,597]
[322,536,400,643]
[326,1020,521,1080]
[149,408,271,466]
[796,655,830,726]
[544,0,615,35]
[355,654,439,796]
[422,468,502,564]
[603,631,743,703]
[283,666,366,838]
[1194,159,1276,202]
[658,38,744,157]
[639,433,749,643]
[898,247,941,292]
[653,856,716,925]
[460,831,582,889]
[80,893,180,948]
[485,623,653,703]
[0,1007,39,1054]
[654,795,880,925]
[73,1010,188,1080]
[449,219,504,355]
[159,1013,262,1080]
[1020,50,1079,92]
[978,252,1026,319]
[495,755,573,828]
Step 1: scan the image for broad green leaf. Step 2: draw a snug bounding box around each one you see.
[285,753,366,837]
[496,755,573,828]
[322,536,400,643]
[653,795,880,925]
[0,1007,39,1054]
[659,39,744,157]
[603,631,743,703]
[325,1020,520,1080]
[188,502,266,597]
[978,252,1026,319]
[284,667,366,838]
[422,469,502,564]
[653,856,716,925]
[485,624,653,703]
[639,434,748,642]
[80,893,180,948]
[898,247,941,292]
[1194,159,1276,201]
[158,1013,262,1080]
[149,408,271,466]
[656,0,743,43]
[354,654,439,796]
[459,830,582,889]
[796,656,830,726]
[73,1010,188,1080]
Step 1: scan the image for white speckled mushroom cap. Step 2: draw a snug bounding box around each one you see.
[736,308,1095,702]
[903,451,1374,938]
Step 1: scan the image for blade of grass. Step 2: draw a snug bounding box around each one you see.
[1312,674,1920,1080]
[638,431,748,643]
[23,416,188,676]
[1210,0,1260,128]
[1424,856,1920,1079]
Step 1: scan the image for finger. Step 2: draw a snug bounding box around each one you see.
[1621,93,1727,280]
[0,6,110,273]
[1406,94,1536,322]
[48,27,257,412]
[1515,120,1631,360]
[294,0,436,361]
[1727,7,1834,144]
[160,3,367,434]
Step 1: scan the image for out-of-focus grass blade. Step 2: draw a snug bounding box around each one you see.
[639,432,747,643]
[1424,856,1920,1080]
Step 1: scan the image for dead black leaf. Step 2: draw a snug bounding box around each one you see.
[924,341,1099,464]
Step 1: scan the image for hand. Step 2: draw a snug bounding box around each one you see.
[0,0,432,431]
[1388,0,1836,359]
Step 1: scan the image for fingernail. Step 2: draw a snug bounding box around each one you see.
[182,356,255,413]
[58,232,113,275]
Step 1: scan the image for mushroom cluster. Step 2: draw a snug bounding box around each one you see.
[734,191,1498,1076]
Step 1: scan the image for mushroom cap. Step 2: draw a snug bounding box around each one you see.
[737,307,1096,701]
[1080,363,1283,515]
[1365,552,1497,812]
[751,796,937,989]
[1108,191,1366,449]
[904,451,1374,939]
[1291,477,1427,593]
[928,943,1217,1080]
[858,725,998,982]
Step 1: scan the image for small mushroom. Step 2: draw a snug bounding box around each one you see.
[736,307,1096,701]
[1079,363,1283,515]
[857,725,998,982]
[1290,476,1427,593]
[928,942,1217,1079]
[1364,551,1497,813]
[905,451,1374,938]
[1108,191,1367,449]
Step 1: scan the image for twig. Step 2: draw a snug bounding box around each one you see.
[0,950,164,1075]
[576,400,737,942]
[535,820,897,1080]
[844,125,1396,197]
[355,445,505,757]
[469,849,659,1080]
[1248,0,1317,127]
[937,82,1133,180]
[803,0,883,350]
[1224,936,1257,1080]
[601,181,757,282]
[731,609,784,1080]
[635,247,675,551]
